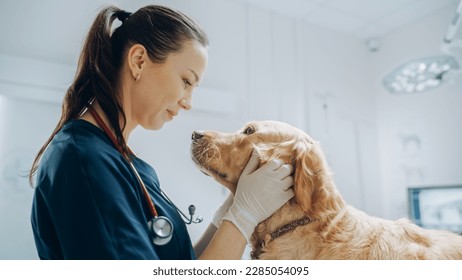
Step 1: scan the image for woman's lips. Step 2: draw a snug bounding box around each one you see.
[167,110,178,119]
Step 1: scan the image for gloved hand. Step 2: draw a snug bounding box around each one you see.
[212,193,233,228]
[222,150,294,242]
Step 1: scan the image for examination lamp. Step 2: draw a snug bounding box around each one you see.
[382,0,462,94]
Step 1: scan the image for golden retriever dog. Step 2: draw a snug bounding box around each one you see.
[190,120,462,259]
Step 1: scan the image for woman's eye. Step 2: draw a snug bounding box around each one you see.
[183,79,192,88]
[243,126,255,135]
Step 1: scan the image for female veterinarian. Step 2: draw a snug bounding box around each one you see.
[29,5,294,260]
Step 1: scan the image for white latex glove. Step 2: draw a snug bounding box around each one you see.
[222,150,294,242]
[212,193,234,228]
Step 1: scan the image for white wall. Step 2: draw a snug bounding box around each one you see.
[373,4,462,220]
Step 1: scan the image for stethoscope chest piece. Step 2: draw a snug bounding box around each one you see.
[148,216,174,246]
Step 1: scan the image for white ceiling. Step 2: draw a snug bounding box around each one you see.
[0,0,460,65]
[239,0,460,39]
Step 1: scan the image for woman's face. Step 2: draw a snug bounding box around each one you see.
[130,40,208,130]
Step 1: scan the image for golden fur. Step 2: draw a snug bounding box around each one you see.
[190,120,462,259]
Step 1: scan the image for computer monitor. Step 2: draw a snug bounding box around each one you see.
[408,185,462,234]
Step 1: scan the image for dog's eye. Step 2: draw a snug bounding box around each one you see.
[243,126,255,135]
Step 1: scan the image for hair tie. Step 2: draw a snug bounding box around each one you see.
[115,10,132,23]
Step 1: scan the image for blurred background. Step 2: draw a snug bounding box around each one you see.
[1,0,461,259]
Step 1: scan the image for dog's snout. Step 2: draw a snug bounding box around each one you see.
[192,131,205,141]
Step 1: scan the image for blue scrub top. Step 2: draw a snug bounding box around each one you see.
[31,119,196,260]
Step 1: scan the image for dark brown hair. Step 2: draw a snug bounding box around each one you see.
[29,5,209,185]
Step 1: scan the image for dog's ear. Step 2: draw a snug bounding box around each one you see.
[294,139,342,217]
[293,139,317,215]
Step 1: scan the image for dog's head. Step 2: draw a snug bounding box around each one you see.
[190,120,334,215]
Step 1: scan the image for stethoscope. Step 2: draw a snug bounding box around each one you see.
[159,188,203,225]
[87,104,202,246]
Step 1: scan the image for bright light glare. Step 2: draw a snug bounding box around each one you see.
[383,55,460,93]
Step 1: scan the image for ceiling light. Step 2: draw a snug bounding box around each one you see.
[383,0,462,94]
[383,55,460,93]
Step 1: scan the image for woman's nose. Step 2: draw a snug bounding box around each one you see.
[179,98,192,110]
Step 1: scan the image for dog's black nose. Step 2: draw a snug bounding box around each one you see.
[191,131,204,140]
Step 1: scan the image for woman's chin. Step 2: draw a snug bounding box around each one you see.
[141,120,165,131]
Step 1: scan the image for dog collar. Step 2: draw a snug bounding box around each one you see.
[250,216,313,260]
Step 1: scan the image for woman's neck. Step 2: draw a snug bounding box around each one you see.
[79,100,132,141]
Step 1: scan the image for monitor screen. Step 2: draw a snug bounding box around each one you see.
[408,185,462,234]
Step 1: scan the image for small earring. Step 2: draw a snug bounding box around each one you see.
[135,74,140,81]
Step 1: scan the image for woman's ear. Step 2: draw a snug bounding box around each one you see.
[293,140,315,214]
[127,44,147,80]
